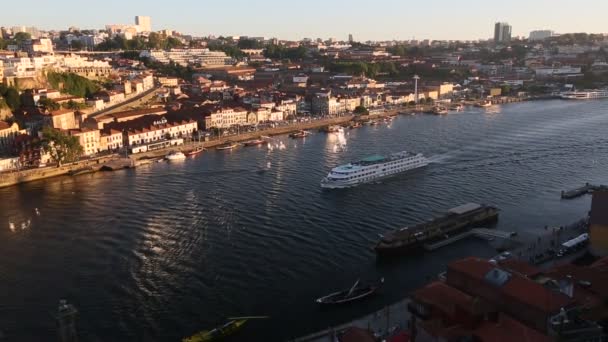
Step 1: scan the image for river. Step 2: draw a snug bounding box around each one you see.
[1,100,606,341]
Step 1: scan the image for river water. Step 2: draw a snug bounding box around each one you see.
[1,100,607,341]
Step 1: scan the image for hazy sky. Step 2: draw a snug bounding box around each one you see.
[2,0,607,41]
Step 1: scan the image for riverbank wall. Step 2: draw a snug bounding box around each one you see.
[0,156,131,188]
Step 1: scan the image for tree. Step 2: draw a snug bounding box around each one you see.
[38,98,60,111]
[63,100,87,111]
[47,72,100,98]
[13,32,31,45]
[41,127,83,166]
[2,87,20,110]
[353,106,369,115]
[70,40,84,50]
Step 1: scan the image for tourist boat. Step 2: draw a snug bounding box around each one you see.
[289,130,311,139]
[165,151,186,160]
[244,139,268,147]
[316,278,384,305]
[186,147,204,156]
[216,141,238,150]
[560,89,608,100]
[320,151,429,189]
[182,319,248,342]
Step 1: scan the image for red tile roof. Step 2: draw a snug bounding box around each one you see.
[449,258,572,314]
[413,281,475,316]
[474,313,552,342]
[499,259,541,277]
[50,109,75,116]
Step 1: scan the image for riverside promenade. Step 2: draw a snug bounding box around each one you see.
[0,113,376,188]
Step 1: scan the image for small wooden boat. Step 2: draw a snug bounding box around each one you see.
[186,147,205,156]
[182,319,247,342]
[350,122,362,129]
[475,100,493,108]
[289,130,310,139]
[216,141,238,150]
[316,278,384,305]
[244,139,268,147]
[368,120,379,126]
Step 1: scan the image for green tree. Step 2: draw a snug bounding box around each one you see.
[41,127,83,166]
[63,100,87,110]
[70,40,84,50]
[353,106,369,115]
[2,87,21,110]
[13,32,31,45]
[47,72,100,98]
[38,97,60,111]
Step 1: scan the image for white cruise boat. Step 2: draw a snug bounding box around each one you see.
[165,151,186,160]
[321,151,429,189]
[560,89,608,100]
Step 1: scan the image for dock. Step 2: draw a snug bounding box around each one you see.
[424,228,515,251]
[561,183,608,199]
[291,298,411,342]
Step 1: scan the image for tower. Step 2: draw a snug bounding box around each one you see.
[348,34,353,43]
[135,16,151,33]
[494,22,512,43]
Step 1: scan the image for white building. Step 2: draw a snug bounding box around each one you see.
[135,16,152,33]
[125,117,198,147]
[529,30,555,41]
[204,107,248,129]
[534,66,582,77]
[140,49,233,67]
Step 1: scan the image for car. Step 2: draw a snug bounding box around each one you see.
[500,251,512,259]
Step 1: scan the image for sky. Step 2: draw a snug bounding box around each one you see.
[2,0,608,41]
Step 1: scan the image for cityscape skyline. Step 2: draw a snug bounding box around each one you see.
[1,0,608,41]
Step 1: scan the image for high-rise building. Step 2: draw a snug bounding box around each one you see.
[590,191,608,256]
[348,34,353,43]
[135,16,151,33]
[529,30,554,41]
[494,22,512,43]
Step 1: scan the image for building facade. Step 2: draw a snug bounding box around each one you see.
[494,22,512,43]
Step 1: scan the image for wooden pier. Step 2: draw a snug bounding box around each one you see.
[424,228,515,251]
[561,183,608,199]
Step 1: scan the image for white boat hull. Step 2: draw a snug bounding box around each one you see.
[321,152,429,189]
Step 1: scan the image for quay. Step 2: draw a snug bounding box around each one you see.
[290,298,412,342]
[561,183,608,199]
[423,228,515,251]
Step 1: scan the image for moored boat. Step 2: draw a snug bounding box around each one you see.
[165,151,186,160]
[316,278,384,305]
[349,122,363,129]
[186,147,204,156]
[244,139,268,147]
[374,203,499,257]
[431,106,448,115]
[216,141,238,150]
[289,130,311,138]
[560,89,608,100]
[474,100,493,108]
[450,104,464,111]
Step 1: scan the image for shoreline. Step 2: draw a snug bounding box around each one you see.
[0,97,531,189]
